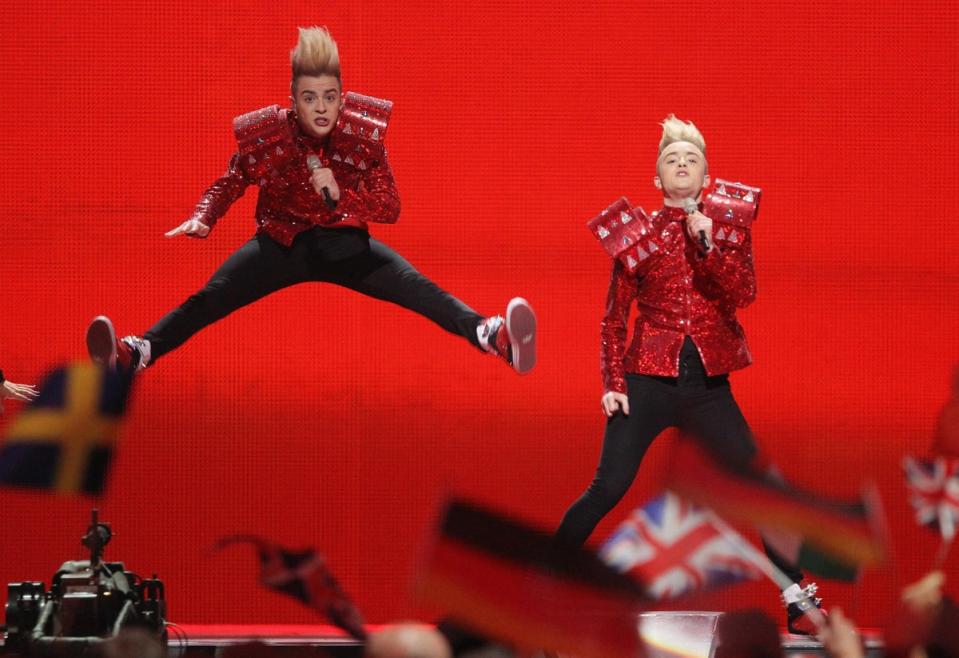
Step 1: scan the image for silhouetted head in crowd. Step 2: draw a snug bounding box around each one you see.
[366,623,452,658]
[713,609,783,658]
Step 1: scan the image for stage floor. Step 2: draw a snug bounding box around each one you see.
[166,622,884,657]
[168,624,364,655]
[1,622,886,656]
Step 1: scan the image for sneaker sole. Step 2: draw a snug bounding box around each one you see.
[86,316,118,369]
[506,297,536,374]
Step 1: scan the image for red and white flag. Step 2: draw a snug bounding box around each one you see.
[600,492,761,599]
[903,455,959,541]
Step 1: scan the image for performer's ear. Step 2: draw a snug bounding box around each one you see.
[653,176,662,189]
[703,174,711,189]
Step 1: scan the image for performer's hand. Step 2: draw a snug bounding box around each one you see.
[685,210,713,251]
[165,218,211,239]
[817,607,864,658]
[1,379,39,416]
[601,391,630,417]
[310,167,341,201]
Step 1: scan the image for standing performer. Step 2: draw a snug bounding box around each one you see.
[86,26,535,376]
[556,115,823,634]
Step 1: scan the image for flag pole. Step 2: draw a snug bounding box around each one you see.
[933,538,953,568]
[704,510,827,631]
[933,494,956,568]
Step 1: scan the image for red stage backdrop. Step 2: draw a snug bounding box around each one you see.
[1,0,957,630]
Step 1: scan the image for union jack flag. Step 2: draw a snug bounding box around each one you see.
[599,492,761,599]
[903,456,959,541]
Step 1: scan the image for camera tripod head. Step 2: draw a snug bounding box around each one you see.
[80,508,112,568]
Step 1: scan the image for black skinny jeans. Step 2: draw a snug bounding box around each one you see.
[145,226,484,362]
[556,337,803,583]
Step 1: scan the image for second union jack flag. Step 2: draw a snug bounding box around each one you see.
[903,455,959,541]
[599,492,761,599]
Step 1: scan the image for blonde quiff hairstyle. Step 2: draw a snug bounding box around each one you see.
[290,26,341,92]
[658,114,706,155]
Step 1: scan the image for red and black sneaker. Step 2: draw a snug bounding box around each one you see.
[480,298,537,374]
[86,316,149,373]
[785,581,827,635]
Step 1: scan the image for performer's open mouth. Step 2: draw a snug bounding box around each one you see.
[314,118,330,127]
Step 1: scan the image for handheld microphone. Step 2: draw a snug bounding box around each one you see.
[682,197,710,253]
[306,154,337,210]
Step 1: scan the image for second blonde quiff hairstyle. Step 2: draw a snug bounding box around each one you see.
[290,26,341,92]
[658,114,706,155]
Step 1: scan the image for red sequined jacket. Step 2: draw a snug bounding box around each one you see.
[601,205,756,393]
[187,112,400,246]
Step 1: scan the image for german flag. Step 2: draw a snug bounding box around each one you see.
[664,439,886,569]
[759,525,860,581]
[415,498,648,658]
[0,363,133,495]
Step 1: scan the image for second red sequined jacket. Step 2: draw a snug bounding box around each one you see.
[186,112,400,246]
[600,205,756,393]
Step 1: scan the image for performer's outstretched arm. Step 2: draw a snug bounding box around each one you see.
[167,153,253,238]
[0,369,38,416]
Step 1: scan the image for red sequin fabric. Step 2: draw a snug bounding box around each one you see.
[600,205,756,393]
[187,111,400,246]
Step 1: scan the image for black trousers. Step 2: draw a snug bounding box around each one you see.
[556,337,803,583]
[145,227,484,362]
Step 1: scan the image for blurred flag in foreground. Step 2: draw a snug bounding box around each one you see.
[664,439,886,572]
[415,497,648,658]
[600,491,762,599]
[214,535,366,640]
[0,362,134,495]
[903,456,959,542]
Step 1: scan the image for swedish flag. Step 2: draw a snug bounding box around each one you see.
[0,362,133,495]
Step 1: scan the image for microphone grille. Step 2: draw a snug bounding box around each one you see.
[681,197,698,214]
[306,154,322,170]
